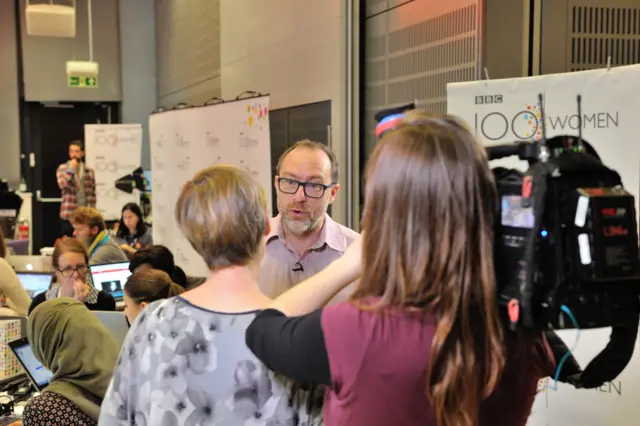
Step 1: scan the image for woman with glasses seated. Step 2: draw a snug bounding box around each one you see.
[29,238,116,314]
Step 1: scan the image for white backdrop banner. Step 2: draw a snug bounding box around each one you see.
[85,124,143,221]
[448,65,640,426]
[149,96,272,277]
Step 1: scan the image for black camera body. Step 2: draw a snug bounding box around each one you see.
[493,146,640,330]
[490,137,640,389]
[372,99,639,388]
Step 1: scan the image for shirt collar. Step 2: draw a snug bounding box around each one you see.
[266,213,348,252]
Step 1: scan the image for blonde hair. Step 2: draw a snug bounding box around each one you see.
[175,165,267,270]
[70,207,106,231]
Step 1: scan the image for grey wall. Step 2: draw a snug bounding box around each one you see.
[363,0,482,161]
[220,0,348,225]
[540,0,640,74]
[119,0,157,169]
[483,0,530,79]
[19,0,122,101]
[155,0,221,107]
[0,0,22,188]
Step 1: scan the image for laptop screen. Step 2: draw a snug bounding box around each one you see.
[89,262,131,299]
[16,272,52,298]
[10,339,53,390]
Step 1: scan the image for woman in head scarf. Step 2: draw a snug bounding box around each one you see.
[22,298,119,425]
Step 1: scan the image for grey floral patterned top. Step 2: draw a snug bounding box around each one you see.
[98,297,312,425]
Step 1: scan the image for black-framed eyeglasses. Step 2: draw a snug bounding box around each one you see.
[277,177,334,199]
[57,265,88,277]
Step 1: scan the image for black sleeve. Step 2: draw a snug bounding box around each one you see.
[28,292,46,315]
[246,308,332,386]
[89,291,116,311]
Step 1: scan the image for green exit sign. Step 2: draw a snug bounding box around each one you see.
[68,76,98,88]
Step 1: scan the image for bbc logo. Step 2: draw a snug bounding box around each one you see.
[475,95,503,104]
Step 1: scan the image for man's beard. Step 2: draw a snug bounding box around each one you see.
[79,233,96,247]
[279,202,325,237]
[282,214,319,236]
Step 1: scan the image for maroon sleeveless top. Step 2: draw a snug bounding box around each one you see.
[320,302,554,426]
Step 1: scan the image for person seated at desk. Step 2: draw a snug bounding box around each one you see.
[29,238,116,314]
[129,245,188,288]
[20,298,118,425]
[70,207,127,265]
[114,203,153,258]
[0,229,30,316]
[122,269,184,323]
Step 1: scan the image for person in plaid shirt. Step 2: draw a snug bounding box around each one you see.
[56,140,96,237]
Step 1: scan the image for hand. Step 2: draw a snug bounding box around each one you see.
[59,280,75,298]
[69,158,80,170]
[338,234,363,283]
[73,279,90,303]
[120,244,135,254]
[8,421,22,426]
[266,233,364,317]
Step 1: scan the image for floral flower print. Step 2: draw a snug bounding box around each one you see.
[98,298,308,426]
[185,386,218,426]
[155,355,189,397]
[176,322,217,374]
[232,360,274,420]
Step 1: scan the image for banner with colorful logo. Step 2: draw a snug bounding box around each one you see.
[447,65,640,426]
[148,96,271,277]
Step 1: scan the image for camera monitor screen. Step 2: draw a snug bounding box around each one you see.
[501,195,534,229]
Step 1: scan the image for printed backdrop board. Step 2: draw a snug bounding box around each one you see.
[85,124,143,221]
[149,96,272,277]
[447,64,640,426]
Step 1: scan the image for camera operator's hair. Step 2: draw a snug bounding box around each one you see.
[354,110,505,426]
[175,165,267,270]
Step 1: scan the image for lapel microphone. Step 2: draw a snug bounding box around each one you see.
[292,262,304,272]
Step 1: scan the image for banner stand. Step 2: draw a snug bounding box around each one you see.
[149,95,272,277]
[447,65,640,426]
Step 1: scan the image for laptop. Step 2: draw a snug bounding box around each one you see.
[8,337,53,392]
[8,255,51,272]
[93,311,129,350]
[16,272,52,299]
[89,261,131,300]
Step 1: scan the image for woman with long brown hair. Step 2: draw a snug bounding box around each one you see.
[246,111,554,426]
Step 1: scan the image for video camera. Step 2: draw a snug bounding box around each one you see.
[374,96,640,389]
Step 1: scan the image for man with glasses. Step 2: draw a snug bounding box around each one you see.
[260,139,359,302]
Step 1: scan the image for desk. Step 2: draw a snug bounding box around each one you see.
[0,389,36,416]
